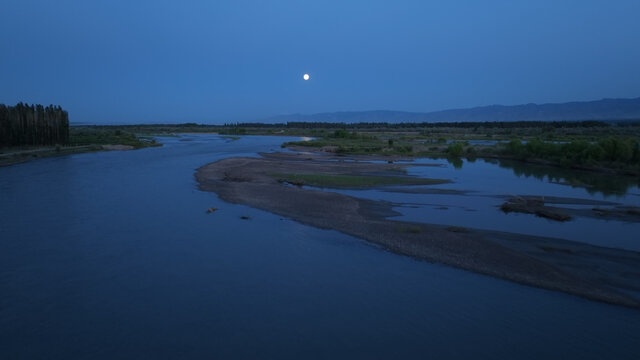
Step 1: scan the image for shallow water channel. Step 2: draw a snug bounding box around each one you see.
[323,157,640,251]
[1,134,639,359]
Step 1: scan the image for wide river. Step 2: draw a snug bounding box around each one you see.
[1,134,639,359]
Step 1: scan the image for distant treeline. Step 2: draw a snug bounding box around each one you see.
[0,103,69,146]
[223,120,616,129]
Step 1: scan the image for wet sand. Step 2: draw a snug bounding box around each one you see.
[196,151,640,308]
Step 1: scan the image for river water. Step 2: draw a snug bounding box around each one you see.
[322,157,640,251]
[1,134,639,359]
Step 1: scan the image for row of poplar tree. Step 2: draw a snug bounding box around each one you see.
[0,103,70,146]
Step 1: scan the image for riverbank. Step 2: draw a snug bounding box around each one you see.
[0,145,101,166]
[0,144,149,167]
[196,150,640,308]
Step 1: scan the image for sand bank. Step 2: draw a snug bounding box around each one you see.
[196,151,640,308]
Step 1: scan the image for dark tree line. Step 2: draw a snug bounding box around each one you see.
[0,103,69,146]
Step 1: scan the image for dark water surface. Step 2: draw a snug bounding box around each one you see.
[325,157,640,251]
[1,135,639,359]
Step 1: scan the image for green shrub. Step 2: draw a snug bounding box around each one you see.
[505,139,524,155]
[447,142,464,157]
[394,145,413,153]
[585,144,604,161]
[333,129,358,139]
[599,137,633,162]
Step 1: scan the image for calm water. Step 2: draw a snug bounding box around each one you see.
[324,157,640,251]
[1,134,639,359]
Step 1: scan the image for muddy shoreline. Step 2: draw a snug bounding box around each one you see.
[0,144,137,167]
[196,151,640,308]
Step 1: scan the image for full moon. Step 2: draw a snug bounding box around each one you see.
[303,73,310,81]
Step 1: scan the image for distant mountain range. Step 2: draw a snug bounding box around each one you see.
[262,97,640,123]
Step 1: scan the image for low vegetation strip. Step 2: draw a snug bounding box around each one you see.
[271,172,450,188]
[69,127,160,149]
[284,134,640,176]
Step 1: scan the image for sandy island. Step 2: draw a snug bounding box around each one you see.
[196,151,640,308]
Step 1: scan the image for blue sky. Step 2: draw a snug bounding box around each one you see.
[1,0,639,124]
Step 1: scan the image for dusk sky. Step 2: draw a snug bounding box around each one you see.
[2,0,639,124]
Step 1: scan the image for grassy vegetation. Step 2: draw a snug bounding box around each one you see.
[69,127,160,148]
[271,172,450,188]
[398,225,422,234]
[539,245,575,254]
[283,129,418,155]
[447,142,464,156]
